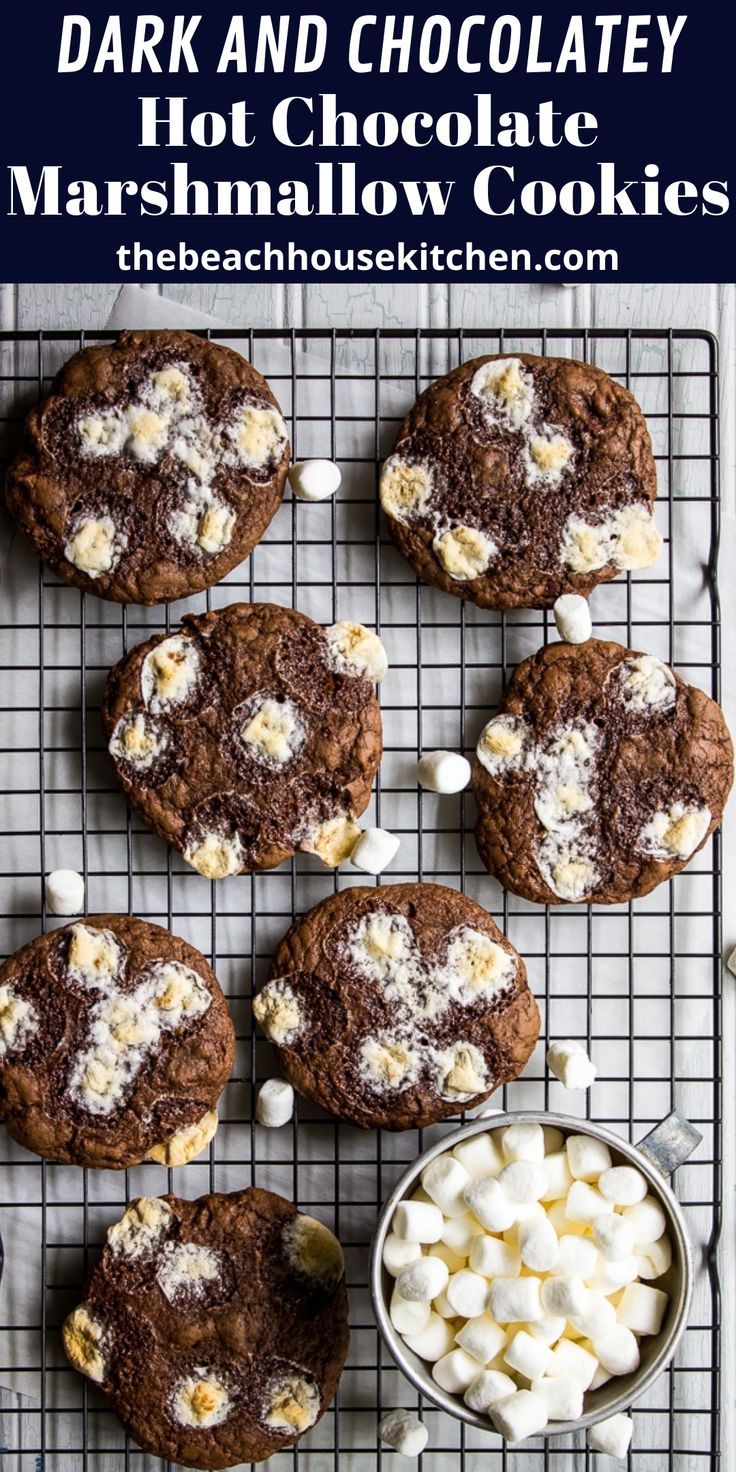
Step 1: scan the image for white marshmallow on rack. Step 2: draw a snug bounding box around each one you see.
[541,1275,589,1320]
[540,1151,574,1202]
[531,1374,585,1422]
[288,458,342,502]
[470,1233,521,1279]
[622,1195,667,1246]
[455,1314,507,1364]
[566,1181,614,1226]
[588,1254,639,1294]
[397,1257,449,1303]
[727,946,736,978]
[422,1155,472,1217]
[350,827,400,875]
[556,1233,599,1279]
[453,1131,504,1178]
[378,1409,429,1458]
[518,1214,560,1272]
[504,1329,554,1382]
[553,593,593,645]
[393,1201,444,1243]
[432,1347,485,1395]
[417,749,471,794]
[569,1292,617,1340]
[598,1164,648,1207]
[464,1369,516,1414]
[45,869,85,916]
[500,1122,545,1163]
[446,1269,489,1319]
[498,1160,548,1203]
[526,1312,566,1347]
[383,1234,423,1277]
[566,1134,613,1181]
[489,1389,549,1442]
[593,1324,641,1376]
[441,1211,482,1256]
[389,1286,431,1336]
[429,1241,465,1274]
[488,1275,543,1324]
[616,1281,668,1335]
[255,1077,294,1128]
[593,1213,635,1262]
[403,1312,456,1363]
[587,1412,633,1458]
[547,1039,597,1090]
[635,1234,672,1280]
[464,1177,517,1232]
[547,1337,599,1390]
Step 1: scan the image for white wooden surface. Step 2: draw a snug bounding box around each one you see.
[0,279,733,1462]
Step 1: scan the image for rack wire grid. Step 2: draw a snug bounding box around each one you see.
[0,324,723,1471]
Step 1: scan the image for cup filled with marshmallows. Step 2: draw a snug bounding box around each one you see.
[371,1112,695,1449]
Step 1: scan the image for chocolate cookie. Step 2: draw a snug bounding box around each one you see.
[6,330,290,604]
[473,640,734,905]
[102,602,386,877]
[253,883,539,1130]
[380,353,660,610]
[0,916,235,1168]
[63,1190,349,1468]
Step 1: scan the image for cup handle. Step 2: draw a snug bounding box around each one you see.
[636,1111,702,1176]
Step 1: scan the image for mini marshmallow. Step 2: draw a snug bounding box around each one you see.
[429,1241,465,1274]
[417,749,471,794]
[589,1363,612,1391]
[432,1347,485,1395]
[635,1234,672,1280]
[452,1131,504,1179]
[499,1160,548,1203]
[526,1312,566,1347]
[518,1215,559,1273]
[501,1122,545,1163]
[531,1374,585,1422]
[389,1287,431,1336]
[45,868,85,917]
[446,1269,489,1319]
[587,1412,633,1458]
[569,1292,617,1340]
[556,1234,599,1280]
[540,1151,574,1202]
[393,1201,444,1244]
[397,1257,449,1303]
[455,1314,507,1365]
[588,1255,639,1295]
[598,1165,648,1207]
[547,1199,587,1238]
[489,1389,549,1442]
[441,1212,482,1256]
[350,827,400,875]
[543,1125,565,1154]
[547,1337,599,1390]
[593,1213,635,1262]
[422,1155,472,1218]
[504,1329,553,1382]
[566,1134,613,1181]
[383,1234,423,1278]
[255,1077,294,1128]
[617,1281,668,1336]
[470,1234,521,1279]
[433,1289,456,1319]
[566,1181,614,1226]
[288,458,342,502]
[464,1369,516,1414]
[403,1312,456,1363]
[622,1195,667,1246]
[553,593,593,645]
[727,946,736,978]
[488,1276,543,1324]
[464,1177,517,1232]
[541,1275,589,1320]
[378,1409,429,1458]
[547,1039,597,1090]
[593,1324,640,1376]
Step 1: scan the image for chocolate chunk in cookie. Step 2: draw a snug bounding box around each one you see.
[473,640,733,905]
[102,602,386,876]
[63,1189,349,1468]
[380,353,659,610]
[254,883,540,1130]
[0,916,234,1168]
[6,330,290,604]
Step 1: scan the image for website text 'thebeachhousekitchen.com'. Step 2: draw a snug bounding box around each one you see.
[115,240,618,275]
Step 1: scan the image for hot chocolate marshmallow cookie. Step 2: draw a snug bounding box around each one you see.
[6,330,290,604]
[253,883,539,1129]
[63,1189,349,1468]
[102,602,385,876]
[473,640,733,905]
[0,916,235,1168]
[380,353,659,610]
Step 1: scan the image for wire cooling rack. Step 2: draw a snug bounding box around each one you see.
[0,326,723,1470]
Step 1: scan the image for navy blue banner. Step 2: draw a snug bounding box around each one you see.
[0,2,733,283]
